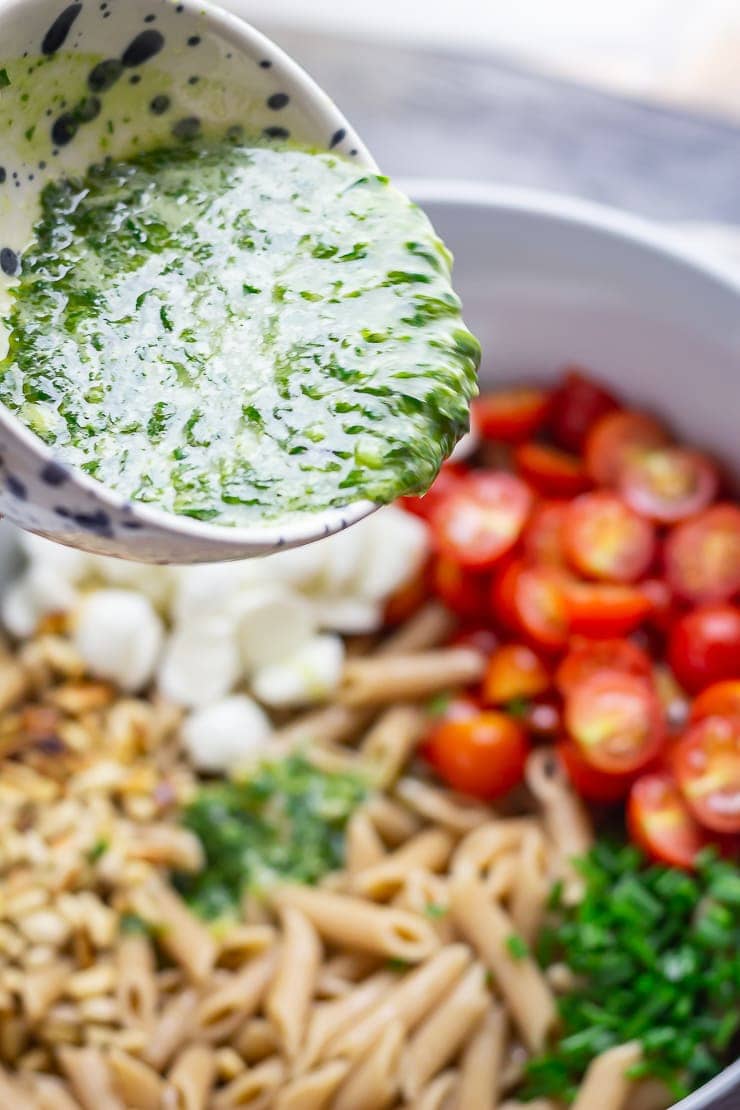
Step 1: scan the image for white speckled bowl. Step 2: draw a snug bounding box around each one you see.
[0,0,378,562]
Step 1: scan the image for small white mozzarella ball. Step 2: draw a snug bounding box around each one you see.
[316,596,382,634]
[258,542,326,589]
[181,695,272,773]
[2,566,81,638]
[237,585,316,670]
[72,588,164,692]
[251,633,345,708]
[2,580,39,638]
[355,506,429,601]
[157,615,241,708]
[91,557,174,608]
[20,531,90,582]
[317,525,368,595]
[171,561,263,623]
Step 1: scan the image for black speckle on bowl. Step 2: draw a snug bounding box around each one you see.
[122,30,165,68]
[150,94,171,116]
[88,58,123,93]
[0,247,20,276]
[172,116,201,140]
[41,3,82,55]
[330,128,346,149]
[267,92,289,110]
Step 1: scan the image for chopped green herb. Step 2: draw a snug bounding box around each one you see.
[506,933,529,960]
[86,838,109,863]
[119,912,152,937]
[0,68,10,90]
[424,902,448,920]
[173,755,366,919]
[387,957,411,972]
[426,692,452,717]
[506,696,531,720]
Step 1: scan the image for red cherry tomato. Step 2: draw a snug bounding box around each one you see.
[691,680,740,722]
[548,367,620,452]
[473,387,551,443]
[514,442,591,498]
[432,556,490,621]
[566,581,653,638]
[628,772,711,869]
[384,565,430,626]
[585,410,670,487]
[664,504,740,605]
[668,604,740,693]
[565,670,666,773]
[557,738,637,803]
[431,472,534,570]
[422,711,530,800]
[523,500,569,567]
[482,643,551,704]
[639,577,677,636]
[564,492,656,583]
[511,564,570,653]
[490,558,523,633]
[619,448,718,524]
[400,464,468,521]
[555,637,653,697]
[674,716,740,834]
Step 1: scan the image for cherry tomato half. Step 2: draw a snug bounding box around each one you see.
[664,504,740,605]
[585,410,670,487]
[674,716,740,835]
[523,500,569,567]
[511,563,570,653]
[422,711,530,800]
[564,492,656,583]
[548,367,620,452]
[619,448,718,524]
[565,670,666,774]
[555,637,653,697]
[557,738,638,803]
[691,680,740,722]
[668,603,740,694]
[432,556,490,621]
[514,442,591,498]
[432,472,534,570]
[565,581,653,638]
[482,643,551,704]
[474,387,551,443]
[628,772,710,869]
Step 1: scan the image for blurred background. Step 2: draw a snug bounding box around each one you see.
[222,1,740,229]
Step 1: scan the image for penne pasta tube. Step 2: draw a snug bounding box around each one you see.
[271,704,371,752]
[359,705,428,788]
[393,871,453,943]
[451,820,540,884]
[395,777,490,834]
[231,1018,280,1064]
[401,962,488,1099]
[380,603,456,655]
[196,950,276,1044]
[274,1060,351,1110]
[212,1057,286,1110]
[623,1078,674,1110]
[128,879,216,984]
[332,1020,404,1110]
[145,988,199,1071]
[498,1102,558,1110]
[340,649,486,707]
[409,1069,459,1110]
[266,907,321,1059]
[456,1003,508,1110]
[271,886,440,962]
[572,1041,643,1110]
[362,795,421,844]
[352,829,454,900]
[20,958,69,1022]
[107,1048,164,1110]
[0,1065,35,1110]
[508,826,552,945]
[327,945,471,1060]
[449,877,558,1052]
[58,1046,125,1110]
[165,1044,216,1110]
[26,1073,81,1110]
[116,934,157,1030]
[347,810,387,873]
[298,971,396,1073]
[526,749,592,900]
[215,925,276,970]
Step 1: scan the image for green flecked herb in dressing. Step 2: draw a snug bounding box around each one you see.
[0,139,479,525]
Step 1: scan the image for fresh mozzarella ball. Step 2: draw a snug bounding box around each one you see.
[20,532,90,582]
[355,506,429,601]
[316,596,382,634]
[170,562,261,623]
[237,585,316,670]
[2,580,40,638]
[157,615,241,708]
[91,556,174,608]
[72,589,164,692]
[258,543,327,589]
[251,633,345,707]
[317,525,368,595]
[181,695,272,773]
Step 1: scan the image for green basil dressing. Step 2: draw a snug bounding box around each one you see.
[0,139,479,525]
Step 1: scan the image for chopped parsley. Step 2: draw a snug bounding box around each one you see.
[506,933,529,960]
[523,843,740,1104]
[173,755,366,919]
[0,68,10,90]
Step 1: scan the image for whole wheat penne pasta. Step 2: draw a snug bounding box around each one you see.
[145,988,199,1071]
[346,810,387,873]
[380,603,455,655]
[327,945,471,1060]
[215,925,276,970]
[572,1041,643,1110]
[231,1018,280,1064]
[409,1069,459,1110]
[26,1073,81,1110]
[297,971,396,1072]
[116,934,157,1030]
[508,827,551,944]
[271,886,439,962]
[266,907,321,1059]
[498,1102,558,1110]
[303,741,364,776]
[352,829,454,900]
[526,749,592,900]
[362,795,421,844]
[212,1057,286,1110]
[214,1047,246,1082]
[359,705,427,787]
[58,1046,125,1110]
[0,1065,35,1110]
[401,962,488,1099]
[319,952,380,983]
[129,879,216,983]
[451,820,540,884]
[623,1078,674,1110]
[196,949,276,1044]
[271,704,371,752]
[449,878,557,1052]
[333,1020,404,1110]
[20,958,69,1022]
[274,1059,351,1110]
[165,1044,216,1110]
[126,824,204,870]
[456,1003,507,1110]
[395,778,490,833]
[393,871,453,943]
[340,649,485,707]
[107,1048,164,1110]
